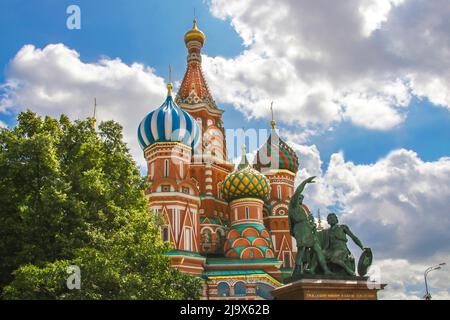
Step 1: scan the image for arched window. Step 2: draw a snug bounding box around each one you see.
[217,282,230,297]
[277,185,282,199]
[283,252,291,268]
[173,208,180,242]
[234,282,246,296]
[216,229,224,251]
[164,159,169,177]
[217,182,223,199]
[162,226,169,242]
[184,228,192,251]
[201,229,212,246]
[245,207,250,220]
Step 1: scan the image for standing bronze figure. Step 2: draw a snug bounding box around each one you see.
[288,176,332,276]
[318,213,368,276]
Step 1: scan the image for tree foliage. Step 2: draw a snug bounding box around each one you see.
[0,111,200,299]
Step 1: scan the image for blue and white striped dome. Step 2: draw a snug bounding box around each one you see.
[138,83,200,150]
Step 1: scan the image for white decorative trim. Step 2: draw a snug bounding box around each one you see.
[171,264,205,270]
[149,192,201,202]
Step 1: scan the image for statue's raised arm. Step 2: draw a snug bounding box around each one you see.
[291,176,316,205]
[288,176,333,276]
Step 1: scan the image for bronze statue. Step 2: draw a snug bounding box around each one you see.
[288,176,332,276]
[318,213,366,276]
[288,176,373,279]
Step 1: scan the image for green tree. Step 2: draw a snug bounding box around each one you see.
[0,111,200,299]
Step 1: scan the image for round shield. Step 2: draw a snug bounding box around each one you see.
[357,248,373,276]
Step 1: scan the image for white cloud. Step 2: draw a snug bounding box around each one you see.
[204,0,450,131]
[410,75,450,108]
[203,49,344,128]
[374,258,450,300]
[324,149,450,261]
[0,44,166,168]
[358,0,406,37]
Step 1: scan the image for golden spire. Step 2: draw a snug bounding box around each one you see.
[184,18,206,45]
[238,143,249,169]
[270,101,276,129]
[317,209,323,231]
[167,82,173,97]
[92,98,97,127]
[167,65,173,96]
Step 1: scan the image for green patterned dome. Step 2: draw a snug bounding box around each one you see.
[222,146,270,201]
[254,125,299,174]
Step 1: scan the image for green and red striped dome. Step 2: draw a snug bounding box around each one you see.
[254,130,299,174]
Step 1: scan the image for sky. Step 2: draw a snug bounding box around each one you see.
[1,0,449,299]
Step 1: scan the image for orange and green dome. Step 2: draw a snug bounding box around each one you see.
[224,223,275,260]
[254,125,299,174]
[222,148,270,201]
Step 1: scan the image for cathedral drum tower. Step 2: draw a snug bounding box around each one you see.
[222,146,274,261]
[176,20,234,256]
[138,83,205,275]
[255,119,301,279]
[203,147,284,300]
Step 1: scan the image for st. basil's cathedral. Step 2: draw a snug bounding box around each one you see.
[138,20,307,300]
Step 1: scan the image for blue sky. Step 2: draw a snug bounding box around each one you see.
[1,0,449,169]
[1,0,450,299]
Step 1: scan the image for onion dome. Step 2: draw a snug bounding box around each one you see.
[254,120,299,174]
[222,145,271,201]
[224,223,275,260]
[184,19,206,46]
[137,83,200,150]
